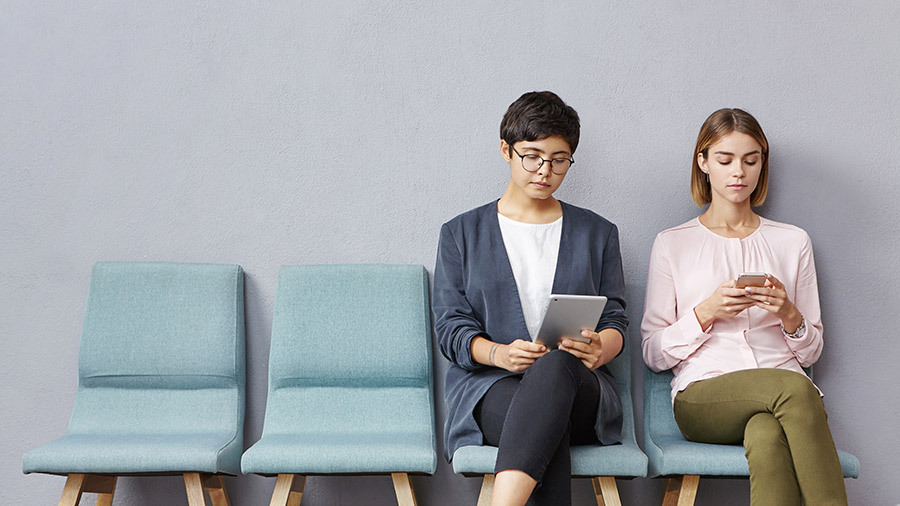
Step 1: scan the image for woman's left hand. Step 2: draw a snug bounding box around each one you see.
[742,274,803,333]
[559,329,622,370]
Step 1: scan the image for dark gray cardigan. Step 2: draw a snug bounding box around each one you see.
[433,200,628,462]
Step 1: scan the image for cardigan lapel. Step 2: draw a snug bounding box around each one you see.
[550,201,573,295]
[487,199,572,340]
[486,200,530,339]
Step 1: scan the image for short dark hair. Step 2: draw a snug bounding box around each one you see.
[500,91,580,154]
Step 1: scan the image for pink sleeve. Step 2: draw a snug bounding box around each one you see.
[783,232,824,365]
[641,234,713,372]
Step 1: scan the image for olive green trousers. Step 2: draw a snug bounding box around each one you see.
[673,368,848,506]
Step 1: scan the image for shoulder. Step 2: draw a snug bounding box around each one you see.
[440,201,498,246]
[654,217,703,244]
[560,201,617,233]
[758,217,812,246]
[442,201,496,230]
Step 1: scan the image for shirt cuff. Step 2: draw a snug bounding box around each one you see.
[457,329,481,370]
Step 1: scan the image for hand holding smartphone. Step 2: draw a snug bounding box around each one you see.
[735,272,767,288]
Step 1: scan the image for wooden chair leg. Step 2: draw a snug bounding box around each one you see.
[476,474,494,506]
[59,474,86,506]
[391,473,418,506]
[270,473,305,506]
[201,474,231,506]
[661,475,700,506]
[183,472,233,506]
[184,473,209,506]
[59,474,117,506]
[592,476,622,506]
[83,475,117,506]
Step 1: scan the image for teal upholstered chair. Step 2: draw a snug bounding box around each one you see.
[643,367,859,505]
[241,264,437,506]
[23,262,245,506]
[450,339,648,506]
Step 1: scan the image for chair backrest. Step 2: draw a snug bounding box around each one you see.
[67,262,245,439]
[261,264,434,435]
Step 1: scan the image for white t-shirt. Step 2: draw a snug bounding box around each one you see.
[497,213,563,340]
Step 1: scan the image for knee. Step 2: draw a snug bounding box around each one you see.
[744,413,793,467]
[524,349,582,382]
[744,413,787,454]
[777,370,821,408]
[530,349,581,372]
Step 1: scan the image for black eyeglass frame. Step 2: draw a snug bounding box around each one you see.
[510,145,574,175]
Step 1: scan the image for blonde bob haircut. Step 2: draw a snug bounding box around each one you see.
[691,108,769,207]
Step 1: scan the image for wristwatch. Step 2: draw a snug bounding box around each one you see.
[782,314,806,338]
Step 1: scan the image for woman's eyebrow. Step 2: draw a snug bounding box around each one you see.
[520,146,570,156]
[713,150,760,156]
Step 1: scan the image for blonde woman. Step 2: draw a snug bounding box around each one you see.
[641,109,848,505]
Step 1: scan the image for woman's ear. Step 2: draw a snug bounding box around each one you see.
[500,140,512,162]
[697,151,708,173]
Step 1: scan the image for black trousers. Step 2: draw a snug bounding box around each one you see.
[474,350,600,506]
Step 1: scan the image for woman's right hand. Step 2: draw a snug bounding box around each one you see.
[693,280,756,331]
[492,339,547,372]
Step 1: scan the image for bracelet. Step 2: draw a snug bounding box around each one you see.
[782,314,806,338]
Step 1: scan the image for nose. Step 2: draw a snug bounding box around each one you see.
[535,160,552,177]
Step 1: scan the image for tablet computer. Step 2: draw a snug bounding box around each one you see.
[533,294,608,349]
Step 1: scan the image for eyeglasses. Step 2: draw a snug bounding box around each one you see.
[511,145,574,175]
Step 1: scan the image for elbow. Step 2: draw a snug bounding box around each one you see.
[645,360,668,373]
[436,326,478,371]
[798,344,824,368]
[642,353,667,372]
[641,339,672,372]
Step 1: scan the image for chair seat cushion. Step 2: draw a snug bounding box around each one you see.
[452,440,648,478]
[648,435,860,478]
[23,432,241,475]
[241,432,437,475]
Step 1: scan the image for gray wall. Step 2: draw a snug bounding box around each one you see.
[2,2,898,505]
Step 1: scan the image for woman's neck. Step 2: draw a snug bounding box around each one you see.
[699,200,760,239]
[497,186,561,224]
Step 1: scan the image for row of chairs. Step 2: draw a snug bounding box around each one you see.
[22,262,858,506]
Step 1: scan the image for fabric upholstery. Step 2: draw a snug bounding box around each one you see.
[23,261,245,475]
[451,339,648,479]
[643,367,859,478]
[241,264,437,475]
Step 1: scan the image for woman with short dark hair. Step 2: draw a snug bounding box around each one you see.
[434,91,627,506]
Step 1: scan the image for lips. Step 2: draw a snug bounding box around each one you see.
[532,181,551,189]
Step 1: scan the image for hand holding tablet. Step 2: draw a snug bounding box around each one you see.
[533,294,608,350]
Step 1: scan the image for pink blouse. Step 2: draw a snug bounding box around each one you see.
[641,217,824,401]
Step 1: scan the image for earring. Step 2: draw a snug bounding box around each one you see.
[705,172,709,183]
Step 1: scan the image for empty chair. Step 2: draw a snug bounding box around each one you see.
[23,261,246,506]
[450,340,648,506]
[643,366,859,505]
[241,264,437,506]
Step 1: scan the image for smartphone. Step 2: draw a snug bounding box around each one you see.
[735,272,768,288]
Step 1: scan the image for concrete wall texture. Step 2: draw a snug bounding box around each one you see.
[2,2,898,505]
